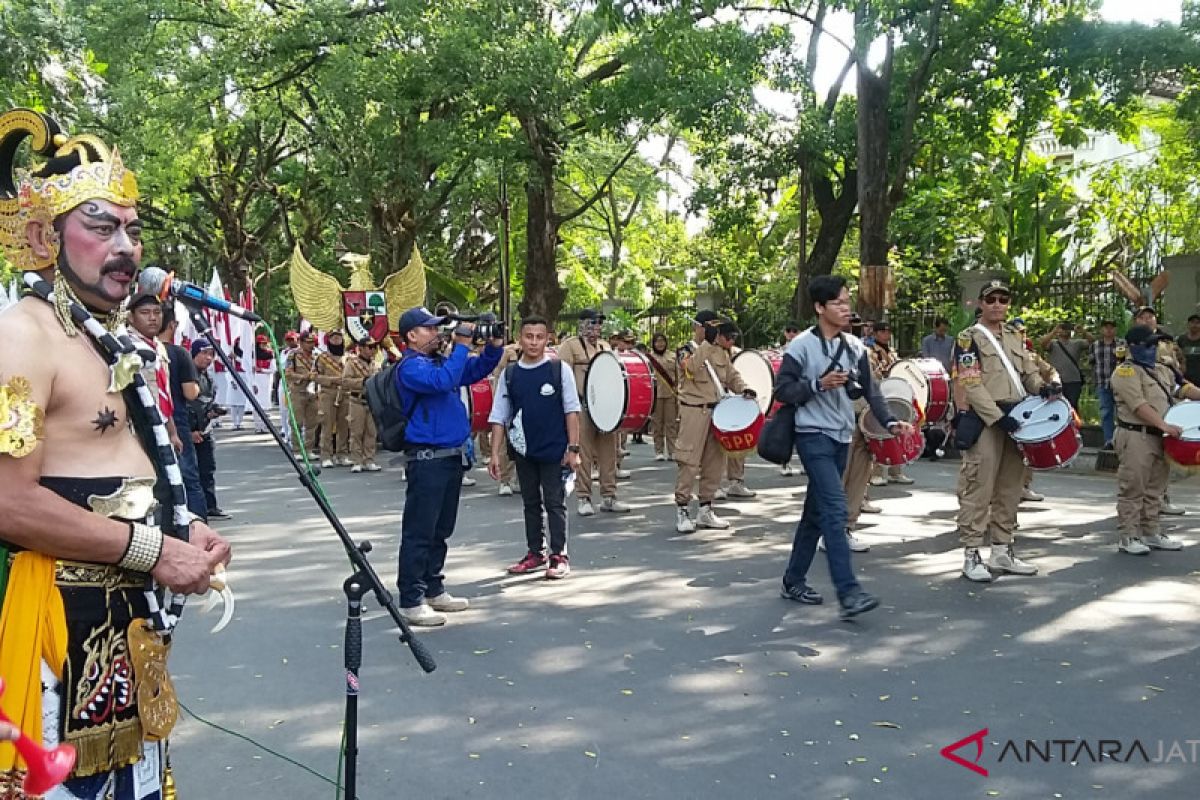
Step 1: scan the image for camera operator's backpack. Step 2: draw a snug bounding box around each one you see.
[365,357,417,452]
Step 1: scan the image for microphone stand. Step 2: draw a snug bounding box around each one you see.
[184,305,436,800]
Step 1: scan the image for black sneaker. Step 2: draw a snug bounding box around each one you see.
[838,590,879,620]
[207,509,232,521]
[780,579,823,605]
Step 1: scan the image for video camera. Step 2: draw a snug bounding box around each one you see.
[442,311,505,345]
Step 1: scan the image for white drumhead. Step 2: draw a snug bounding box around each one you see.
[887,361,929,406]
[1164,401,1200,441]
[860,397,916,438]
[585,350,627,433]
[1010,397,1071,443]
[880,377,915,404]
[732,350,775,415]
[712,395,760,432]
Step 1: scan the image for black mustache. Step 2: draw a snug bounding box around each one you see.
[103,257,138,276]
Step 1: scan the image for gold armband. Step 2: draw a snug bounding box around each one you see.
[119,521,164,573]
[0,376,45,458]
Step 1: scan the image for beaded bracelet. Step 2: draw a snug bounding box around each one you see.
[119,521,164,573]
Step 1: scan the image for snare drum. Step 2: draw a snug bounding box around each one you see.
[879,376,925,427]
[888,358,951,423]
[585,350,657,433]
[1163,402,1200,467]
[460,380,494,433]
[1007,396,1081,470]
[711,395,764,454]
[860,397,924,466]
[732,349,783,417]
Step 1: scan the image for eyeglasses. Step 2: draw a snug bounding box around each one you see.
[982,295,1011,306]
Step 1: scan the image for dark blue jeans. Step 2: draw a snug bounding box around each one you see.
[785,432,860,599]
[398,455,465,607]
[1097,385,1115,445]
[174,416,208,520]
[195,435,219,512]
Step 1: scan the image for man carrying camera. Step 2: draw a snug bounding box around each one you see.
[396,306,505,626]
[1039,320,1092,411]
[188,338,232,520]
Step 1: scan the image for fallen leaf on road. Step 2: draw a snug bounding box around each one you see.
[584,751,597,759]
[872,722,902,729]
[473,649,493,655]
[620,689,633,695]
[1146,685,1165,693]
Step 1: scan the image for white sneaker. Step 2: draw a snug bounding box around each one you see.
[860,500,882,514]
[714,486,728,500]
[1144,533,1183,551]
[350,465,363,473]
[675,506,696,533]
[823,530,870,553]
[655,452,668,461]
[600,496,630,513]
[696,506,730,529]
[962,548,994,582]
[726,480,756,498]
[1161,502,1187,516]
[364,462,381,472]
[337,456,354,467]
[401,604,446,627]
[869,476,887,487]
[427,592,470,612]
[779,464,795,476]
[322,459,335,468]
[400,469,407,482]
[462,475,477,487]
[498,482,514,496]
[988,544,1038,576]
[615,468,632,479]
[1021,487,1045,502]
[578,499,596,517]
[1118,536,1151,555]
[888,473,914,485]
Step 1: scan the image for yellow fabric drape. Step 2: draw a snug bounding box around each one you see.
[0,552,67,771]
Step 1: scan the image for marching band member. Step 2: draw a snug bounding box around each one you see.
[284,330,321,456]
[341,338,382,473]
[952,280,1059,583]
[673,315,755,533]
[315,330,349,467]
[557,309,630,516]
[1110,325,1200,554]
[646,333,679,461]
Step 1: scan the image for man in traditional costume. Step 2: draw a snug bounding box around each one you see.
[0,108,231,798]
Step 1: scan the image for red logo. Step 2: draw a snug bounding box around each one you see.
[941,728,989,776]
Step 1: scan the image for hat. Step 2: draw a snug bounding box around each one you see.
[255,333,269,344]
[399,306,448,335]
[578,308,605,322]
[128,290,161,310]
[298,330,315,342]
[1010,317,1026,331]
[873,321,890,332]
[190,338,214,356]
[1124,325,1170,347]
[978,279,1011,299]
[619,329,636,342]
[1188,313,1200,323]
[1100,319,1117,327]
[716,320,740,338]
[1134,305,1156,318]
[284,330,299,341]
[694,309,719,326]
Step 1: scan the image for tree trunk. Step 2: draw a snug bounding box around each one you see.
[790,171,858,322]
[857,65,891,323]
[521,177,566,324]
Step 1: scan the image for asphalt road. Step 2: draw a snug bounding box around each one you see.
[169,426,1200,799]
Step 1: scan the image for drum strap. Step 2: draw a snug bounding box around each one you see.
[646,353,677,392]
[973,324,1024,396]
[1135,363,1179,408]
[703,359,728,404]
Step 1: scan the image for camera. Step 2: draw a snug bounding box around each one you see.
[474,313,504,343]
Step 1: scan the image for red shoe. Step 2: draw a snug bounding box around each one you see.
[507,551,547,575]
[546,554,571,580]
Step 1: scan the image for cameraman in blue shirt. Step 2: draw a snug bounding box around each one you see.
[396,306,504,626]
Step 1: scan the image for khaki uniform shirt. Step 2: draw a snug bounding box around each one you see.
[677,341,746,406]
[285,350,317,391]
[646,350,679,399]
[1111,361,1182,425]
[314,351,345,389]
[557,335,611,400]
[953,324,1053,426]
[341,356,378,402]
[869,343,897,382]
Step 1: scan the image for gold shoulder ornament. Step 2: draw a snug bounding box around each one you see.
[1114,363,1136,378]
[0,375,45,457]
[956,329,974,349]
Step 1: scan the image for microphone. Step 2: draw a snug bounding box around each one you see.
[138,267,261,322]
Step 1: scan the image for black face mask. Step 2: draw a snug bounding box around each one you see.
[328,341,345,357]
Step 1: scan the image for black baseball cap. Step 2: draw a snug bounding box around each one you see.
[1134,305,1156,318]
[979,279,1011,299]
[128,290,162,310]
[1124,325,1170,347]
[694,309,719,326]
[1188,313,1200,323]
[399,306,449,335]
[578,308,605,322]
[873,321,890,332]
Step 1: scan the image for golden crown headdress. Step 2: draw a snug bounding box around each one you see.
[0,108,139,271]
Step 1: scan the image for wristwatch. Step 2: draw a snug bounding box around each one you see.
[567,444,581,453]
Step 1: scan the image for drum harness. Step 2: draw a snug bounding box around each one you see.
[1118,362,1180,436]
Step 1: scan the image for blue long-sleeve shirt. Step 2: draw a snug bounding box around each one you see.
[396,343,504,448]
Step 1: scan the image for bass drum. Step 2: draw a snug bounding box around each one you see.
[860,397,924,466]
[732,349,783,417]
[711,395,764,454]
[1163,402,1200,467]
[584,350,657,434]
[460,380,494,434]
[887,358,952,423]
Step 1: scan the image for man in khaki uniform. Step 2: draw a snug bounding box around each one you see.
[953,280,1059,582]
[674,315,755,533]
[866,322,913,486]
[717,342,756,501]
[284,330,322,455]
[839,319,884,553]
[1133,305,1189,515]
[315,330,349,467]
[1110,324,1200,554]
[558,308,629,516]
[482,341,521,495]
[646,332,679,460]
[342,338,381,472]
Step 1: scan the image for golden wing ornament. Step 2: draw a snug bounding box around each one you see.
[289,245,344,331]
[1112,268,1144,306]
[380,243,428,332]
